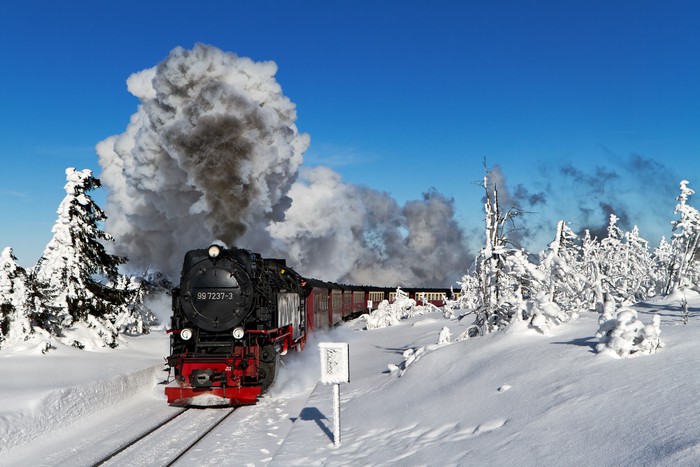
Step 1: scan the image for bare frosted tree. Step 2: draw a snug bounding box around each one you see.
[459,164,528,335]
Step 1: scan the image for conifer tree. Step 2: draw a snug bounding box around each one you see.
[0,248,34,349]
[598,215,642,303]
[651,237,673,293]
[579,229,606,312]
[665,180,700,293]
[33,168,132,347]
[538,221,588,314]
[623,225,655,300]
[108,275,157,335]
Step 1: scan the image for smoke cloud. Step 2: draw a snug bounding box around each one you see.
[269,167,468,286]
[491,151,680,251]
[98,44,467,286]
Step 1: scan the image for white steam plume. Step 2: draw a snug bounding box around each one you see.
[97,44,309,276]
[98,44,468,286]
[269,166,469,286]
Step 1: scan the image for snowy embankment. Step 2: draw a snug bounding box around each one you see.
[2,292,699,466]
[0,333,167,454]
[272,292,700,466]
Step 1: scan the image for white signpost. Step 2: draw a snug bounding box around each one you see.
[319,342,349,447]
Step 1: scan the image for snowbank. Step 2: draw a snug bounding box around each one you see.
[272,296,700,466]
[2,293,700,466]
[0,332,167,453]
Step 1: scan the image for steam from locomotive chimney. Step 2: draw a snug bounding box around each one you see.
[97,44,308,276]
[98,44,468,286]
[268,166,469,287]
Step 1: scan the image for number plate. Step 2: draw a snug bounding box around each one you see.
[194,289,236,301]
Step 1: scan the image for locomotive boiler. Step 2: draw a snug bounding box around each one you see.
[165,244,307,406]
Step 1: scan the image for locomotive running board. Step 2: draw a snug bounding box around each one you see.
[165,386,262,406]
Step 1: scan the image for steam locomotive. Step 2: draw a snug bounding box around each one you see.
[165,244,456,406]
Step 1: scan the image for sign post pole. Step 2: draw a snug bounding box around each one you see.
[333,382,341,446]
[319,342,350,447]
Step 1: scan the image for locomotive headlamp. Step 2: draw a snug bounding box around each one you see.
[232,327,245,339]
[208,245,221,258]
[180,328,193,341]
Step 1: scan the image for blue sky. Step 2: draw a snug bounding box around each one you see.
[1,1,699,267]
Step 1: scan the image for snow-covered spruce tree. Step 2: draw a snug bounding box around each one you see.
[651,237,674,294]
[623,225,656,300]
[598,214,626,299]
[538,221,589,310]
[108,275,158,335]
[32,168,138,349]
[454,272,480,331]
[579,229,606,312]
[664,180,700,294]
[598,215,655,304]
[364,287,431,330]
[0,248,35,349]
[364,296,403,330]
[526,221,588,334]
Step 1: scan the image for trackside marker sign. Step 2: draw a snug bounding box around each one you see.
[319,342,349,447]
[319,342,350,384]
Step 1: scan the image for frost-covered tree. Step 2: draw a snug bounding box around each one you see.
[623,225,656,300]
[534,217,656,328]
[651,237,674,293]
[364,288,418,330]
[108,275,158,335]
[527,291,572,334]
[597,215,655,304]
[538,221,589,314]
[665,180,700,293]
[0,248,34,349]
[519,221,591,334]
[452,169,696,345]
[595,306,663,358]
[579,229,606,312]
[453,273,480,333]
[457,168,534,336]
[32,168,134,348]
[598,214,626,295]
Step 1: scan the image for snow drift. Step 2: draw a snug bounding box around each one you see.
[3,293,700,465]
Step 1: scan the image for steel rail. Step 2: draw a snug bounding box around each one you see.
[90,407,189,466]
[166,407,236,466]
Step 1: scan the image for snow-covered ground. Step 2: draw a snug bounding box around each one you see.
[2,292,699,466]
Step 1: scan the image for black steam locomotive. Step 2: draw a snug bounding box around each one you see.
[165,244,307,405]
[165,244,458,406]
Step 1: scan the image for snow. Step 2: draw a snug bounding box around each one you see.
[2,293,700,466]
[0,331,167,457]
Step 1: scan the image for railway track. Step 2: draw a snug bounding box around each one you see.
[92,406,236,466]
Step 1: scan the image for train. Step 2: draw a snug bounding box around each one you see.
[164,244,457,406]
